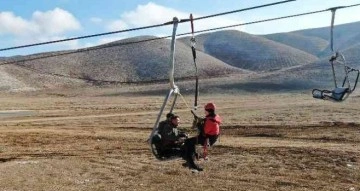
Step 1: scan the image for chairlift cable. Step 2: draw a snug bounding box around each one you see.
[190,0,296,22]
[2,3,360,67]
[1,3,360,86]
[0,0,296,52]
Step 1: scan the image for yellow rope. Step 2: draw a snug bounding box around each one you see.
[178,92,192,111]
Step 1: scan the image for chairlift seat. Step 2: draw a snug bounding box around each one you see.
[331,87,349,100]
[150,133,184,160]
[312,87,349,102]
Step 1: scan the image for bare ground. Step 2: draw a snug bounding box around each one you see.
[0,89,359,191]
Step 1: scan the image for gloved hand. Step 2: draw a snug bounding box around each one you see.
[176,137,186,144]
[179,132,188,138]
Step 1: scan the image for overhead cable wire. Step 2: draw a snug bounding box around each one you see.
[190,0,296,22]
[1,3,360,84]
[191,3,360,34]
[0,36,172,66]
[2,2,360,67]
[0,0,295,52]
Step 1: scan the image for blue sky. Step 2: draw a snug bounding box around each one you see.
[1,0,359,56]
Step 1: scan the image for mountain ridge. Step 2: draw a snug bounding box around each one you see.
[1,21,360,93]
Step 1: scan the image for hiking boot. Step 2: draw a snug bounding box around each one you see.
[196,166,203,171]
[189,164,203,172]
[194,153,200,160]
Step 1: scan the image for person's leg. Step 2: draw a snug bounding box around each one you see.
[200,135,218,160]
[184,137,196,161]
[184,137,203,171]
[208,135,218,146]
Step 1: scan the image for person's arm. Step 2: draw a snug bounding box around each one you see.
[162,125,179,142]
[157,121,165,135]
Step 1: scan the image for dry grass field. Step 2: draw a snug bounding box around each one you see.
[0,87,359,191]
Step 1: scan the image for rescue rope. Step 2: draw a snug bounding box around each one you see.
[178,93,192,111]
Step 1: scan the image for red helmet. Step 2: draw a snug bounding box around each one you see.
[204,102,216,110]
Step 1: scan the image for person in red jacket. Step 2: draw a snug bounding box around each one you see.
[183,102,222,171]
[201,102,222,145]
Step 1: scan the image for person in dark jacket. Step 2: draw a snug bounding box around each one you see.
[157,114,187,158]
[157,112,175,136]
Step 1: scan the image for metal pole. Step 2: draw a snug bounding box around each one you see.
[149,17,179,143]
[149,89,174,142]
[169,17,179,91]
[330,9,336,52]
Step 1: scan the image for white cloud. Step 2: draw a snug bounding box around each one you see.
[90,17,103,24]
[0,8,82,54]
[32,8,81,35]
[0,12,35,36]
[106,2,243,36]
[0,8,80,37]
[121,2,187,26]
[107,20,128,31]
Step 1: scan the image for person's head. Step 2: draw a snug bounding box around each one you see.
[170,115,180,126]
[166,113,175,120]
[204,102,216,116]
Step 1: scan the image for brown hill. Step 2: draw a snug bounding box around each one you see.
[286,21,360,57]
[247,45,360,92]
[1,64,87,91]
[2,21,360,93]
[1,36,246,91]
[185,30,319,71]
[262,33,328,56]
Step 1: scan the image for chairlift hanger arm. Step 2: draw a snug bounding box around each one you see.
[190,14,199,110]
[351,69,360,92]
[149,18,179,143]
[169,17,180,93]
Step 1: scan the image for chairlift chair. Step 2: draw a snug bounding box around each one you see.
[312,7,360,102]
[149,15,205,162]
[312,52,360,102]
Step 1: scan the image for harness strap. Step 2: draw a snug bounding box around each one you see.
[203,138,209,159]
[190,14,199,111]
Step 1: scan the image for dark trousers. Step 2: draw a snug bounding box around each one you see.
[184,134,218,168]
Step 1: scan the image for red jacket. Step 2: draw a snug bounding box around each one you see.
[204,114,222,136]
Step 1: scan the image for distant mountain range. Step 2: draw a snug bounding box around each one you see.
[1,21,360,92]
